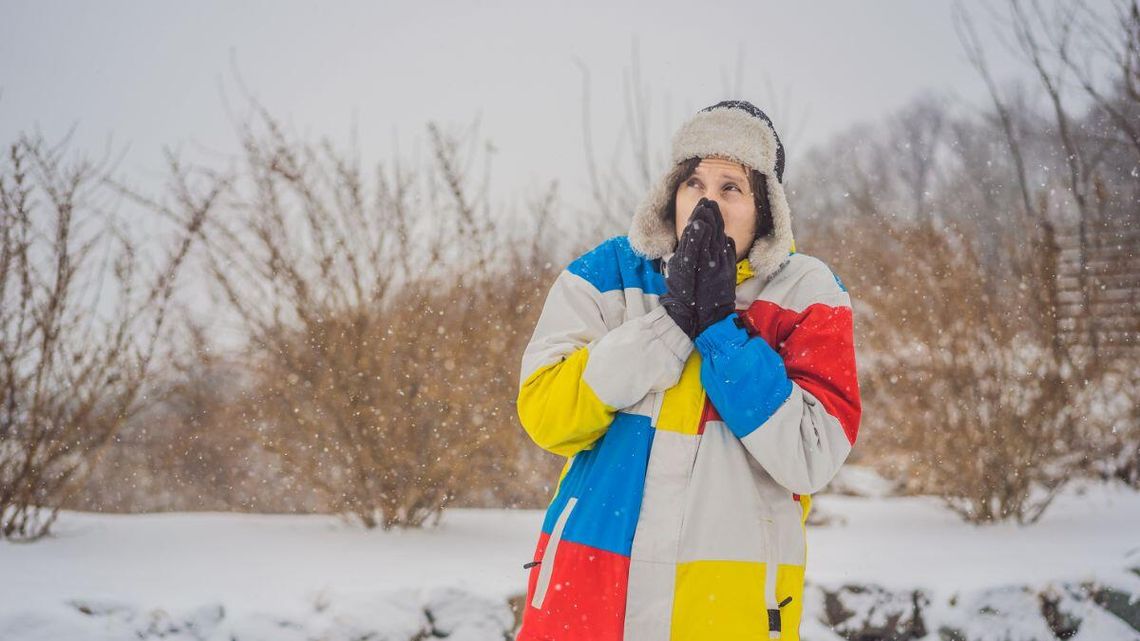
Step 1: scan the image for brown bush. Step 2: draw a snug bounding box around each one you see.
[810,211,1124,524]
[158,105,573,528]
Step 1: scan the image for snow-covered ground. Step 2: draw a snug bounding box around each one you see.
[3,472,1139,640]
[810,478,1140,593]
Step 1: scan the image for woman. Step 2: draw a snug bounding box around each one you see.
[514,100,861,641]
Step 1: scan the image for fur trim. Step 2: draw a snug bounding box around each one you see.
[671,107,780,175]
[749,172,795,282]
[628,105,795,285]
[627,172,677,260]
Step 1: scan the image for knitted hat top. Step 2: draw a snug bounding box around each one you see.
[628,99,796,285]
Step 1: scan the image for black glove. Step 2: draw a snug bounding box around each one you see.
[660,198,717,339]
[693,199,737,338]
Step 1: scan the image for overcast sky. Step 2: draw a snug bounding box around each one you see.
[0,0,1099,215]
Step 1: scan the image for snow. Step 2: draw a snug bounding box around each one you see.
[808,477,1140,594]
[0,509,540,640]
[1,508,540,610]
[3,473,1139,640]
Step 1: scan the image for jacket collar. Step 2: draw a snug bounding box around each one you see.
[735,257,755,285]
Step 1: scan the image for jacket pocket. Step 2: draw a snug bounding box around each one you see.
[530,496,577,610]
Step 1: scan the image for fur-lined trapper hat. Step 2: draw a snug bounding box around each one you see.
[628,99,796,285]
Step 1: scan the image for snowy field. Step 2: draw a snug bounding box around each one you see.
[3,470,1139,640]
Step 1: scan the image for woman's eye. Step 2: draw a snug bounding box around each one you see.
[687,179,701,188]
[724,184,741,192]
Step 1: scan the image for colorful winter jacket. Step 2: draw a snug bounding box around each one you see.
[514,235,861,641]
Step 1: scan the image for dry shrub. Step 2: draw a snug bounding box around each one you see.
[173,104,569,528]
[813,213,1122,524]
[237,262,559,527]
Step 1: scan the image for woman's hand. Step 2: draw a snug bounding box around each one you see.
[693,199,737,338]
[660,198,718,339]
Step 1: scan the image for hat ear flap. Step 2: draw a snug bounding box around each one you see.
[751,171,775,240]
[745,172,795,281]
[628,168,679,259]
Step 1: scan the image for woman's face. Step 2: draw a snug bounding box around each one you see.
[673,157,757,261]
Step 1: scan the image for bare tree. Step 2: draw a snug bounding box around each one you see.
[955,0,1138,363]
[0,133,216,540]
[888,92,949,223]
[1054,0,1140,163]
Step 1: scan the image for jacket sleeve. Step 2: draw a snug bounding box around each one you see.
[517,244,694,458]
[693,264,862,495]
